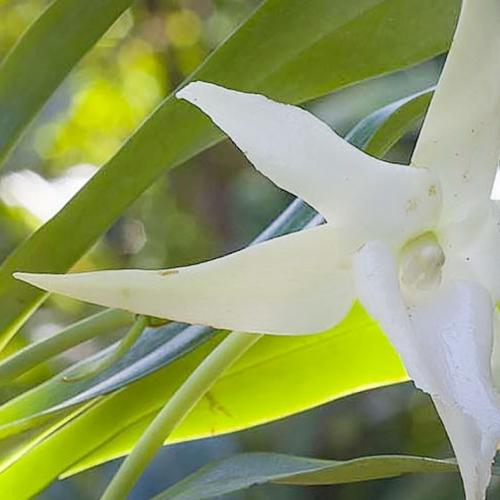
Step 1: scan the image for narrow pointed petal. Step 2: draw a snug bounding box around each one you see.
[432,402,498,500]
[15,225,354,335]
[178,82,440,245]
[352,240,426,385]
[412,0,500,215]
[412,284,500,500]
[354,241,500,500]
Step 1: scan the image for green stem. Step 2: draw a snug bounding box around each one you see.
[0,309,132,381]
[101,331,262,500]
[64,315,148,382]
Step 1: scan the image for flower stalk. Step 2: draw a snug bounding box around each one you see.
[64,314,149,382]
[101,331,261,500]
[0,309,132,381]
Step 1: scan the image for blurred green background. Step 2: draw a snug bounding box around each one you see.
[0,1,497,498]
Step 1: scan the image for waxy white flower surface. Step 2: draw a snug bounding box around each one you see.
[15,0,500,498]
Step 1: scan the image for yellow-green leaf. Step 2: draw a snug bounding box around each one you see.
[0,305,407,499]
[0,85,432,497]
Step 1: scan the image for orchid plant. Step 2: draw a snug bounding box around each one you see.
[14,0,500,499]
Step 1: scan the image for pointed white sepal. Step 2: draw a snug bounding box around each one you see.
[16,225,354,335]
[412,0,500,217]
[414,289,500,500]
[178,81,440,246]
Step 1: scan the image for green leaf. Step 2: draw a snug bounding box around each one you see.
[0,402,96,477]
[68,308,405,477]
[0,87,423,437]
[349,88,434,153]
[0,87,430,495]
[363,90,434,156]
[0,309,132,381]
[0,307,408,499]
[0,0,134,165]
[0,196,317,438]
[0,0,460,350]
[0,323,213,440]
[153,452,484,499]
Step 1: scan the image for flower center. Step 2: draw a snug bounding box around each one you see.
[399,233,445,292]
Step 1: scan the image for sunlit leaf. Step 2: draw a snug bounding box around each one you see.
[0,86,425,435]
[0,191,318,439]
[0,402,96,477]
[0,306,407,499]
[0,86,431,496]
[0,322,212,440]
[0,0,460,350]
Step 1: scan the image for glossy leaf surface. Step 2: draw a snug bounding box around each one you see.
[154,452,491,499]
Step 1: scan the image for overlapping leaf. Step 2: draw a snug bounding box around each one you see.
[0,0,460,350]
[0,0,460,496]
[0,307,408,499]
[154,452,492,499]
[0,87,430,437]
[0,0,135,165]
[0,85,433,497]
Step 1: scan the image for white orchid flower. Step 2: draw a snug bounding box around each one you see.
[14,0,500,498]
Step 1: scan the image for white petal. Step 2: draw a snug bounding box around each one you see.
[440,201,500,303]
[15,225,354,335]
[490,168,500,202]
[178,82,441,246]
[354,241,500,500]
[432,401,498,500]
[412,0,500,215]
[352,240,425,384]
[412,283,500,500]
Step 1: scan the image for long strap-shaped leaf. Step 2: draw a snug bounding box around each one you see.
[64,89,433,480]
[0,88,432,436]
[153,452,500,500]
[0,89,432,498]
[0,0,460,350]
[351,89,434,156]
[0,310,405,499]
[0,0,135,165]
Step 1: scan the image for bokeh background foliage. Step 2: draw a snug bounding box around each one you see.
[0,0,488,499]
[0,0,460,346]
